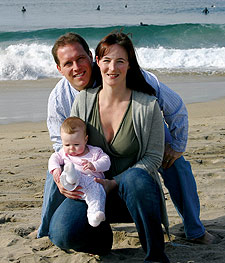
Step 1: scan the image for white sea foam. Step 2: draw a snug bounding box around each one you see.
[137,46,225,74]
[0,43,225,80]
[0,43,60,80]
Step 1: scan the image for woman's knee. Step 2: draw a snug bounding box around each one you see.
[120,168,156,191]
[48,199,88,249]
[48,198,113,254]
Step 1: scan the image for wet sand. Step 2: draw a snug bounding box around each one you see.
[0,77,224,262]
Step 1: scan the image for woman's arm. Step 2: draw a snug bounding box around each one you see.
[133,100,164,173]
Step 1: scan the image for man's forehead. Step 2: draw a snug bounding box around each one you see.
[58,42,88,56]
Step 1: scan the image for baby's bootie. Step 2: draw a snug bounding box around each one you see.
[88,211,105,227]
[60,163,79,191]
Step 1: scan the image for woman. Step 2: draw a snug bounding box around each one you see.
[49,32,170,263]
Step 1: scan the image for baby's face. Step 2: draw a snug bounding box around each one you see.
[61,130,88,156]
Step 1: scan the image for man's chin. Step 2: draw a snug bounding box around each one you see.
[71,81,88,91]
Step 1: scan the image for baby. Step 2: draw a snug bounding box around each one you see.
[48,117,111,227]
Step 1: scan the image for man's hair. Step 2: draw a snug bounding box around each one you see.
[61,117,87,135]
[52,32,90,66]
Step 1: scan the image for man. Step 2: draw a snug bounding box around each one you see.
[38,32,214,244]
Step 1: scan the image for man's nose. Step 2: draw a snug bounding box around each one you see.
[72,61,79,71]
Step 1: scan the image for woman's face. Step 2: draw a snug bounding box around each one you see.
[96,44,129,87]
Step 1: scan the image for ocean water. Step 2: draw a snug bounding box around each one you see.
[0,0,225,80]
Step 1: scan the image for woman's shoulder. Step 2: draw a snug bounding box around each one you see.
[133,90,157,104]
[78,86,101,97]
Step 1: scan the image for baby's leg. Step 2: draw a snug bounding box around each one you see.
[84,179,106,227]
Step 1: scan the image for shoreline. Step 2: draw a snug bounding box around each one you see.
[1,75,225,125]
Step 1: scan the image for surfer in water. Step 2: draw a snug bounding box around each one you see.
[140,22,148,26]
[21,6,26,12]
[202,7,209,14]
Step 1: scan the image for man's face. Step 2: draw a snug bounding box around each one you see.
[57,42,93,91]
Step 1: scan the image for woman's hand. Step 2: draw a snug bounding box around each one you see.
[54,178,84,200]
[94,178,118,194]
[52,168,62,183]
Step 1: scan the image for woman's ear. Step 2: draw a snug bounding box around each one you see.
[85,135,88,144]
[96,56,99,66]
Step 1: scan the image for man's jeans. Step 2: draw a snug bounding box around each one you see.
[38,168,169,263]
[161,123,205,239]
[159,156,205,239]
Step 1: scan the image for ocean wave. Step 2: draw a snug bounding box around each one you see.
[1,23,225,49]
[0,42,225,80]
[0,43,60,80]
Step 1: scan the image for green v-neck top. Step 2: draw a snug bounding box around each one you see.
[87,92,139,179]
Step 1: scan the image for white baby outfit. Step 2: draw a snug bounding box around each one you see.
[48,145,111,227]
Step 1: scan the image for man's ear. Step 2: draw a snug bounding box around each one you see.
[89,51,93,62]
[85,135,88,143]
[57,64,63,75]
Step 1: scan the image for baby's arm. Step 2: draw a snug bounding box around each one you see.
[90,148,111,173]
[81,159,96,171]
[48,150,64,183]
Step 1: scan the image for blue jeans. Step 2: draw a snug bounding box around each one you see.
[159,156,205,239]
[38,168,169,263]
[161,123,205,239]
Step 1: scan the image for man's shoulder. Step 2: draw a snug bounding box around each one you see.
[49,77,72,100]
[54,77,70,92]
[141,69,159,87]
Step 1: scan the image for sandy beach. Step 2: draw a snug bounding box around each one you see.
[0,77,224,263]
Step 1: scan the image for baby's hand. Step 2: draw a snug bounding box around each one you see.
[52,168,62,183]
[81,159,96,171]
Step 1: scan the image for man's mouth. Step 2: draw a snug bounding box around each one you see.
[74,71,85,78]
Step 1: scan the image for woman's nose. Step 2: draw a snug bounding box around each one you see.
[109,61,116,71]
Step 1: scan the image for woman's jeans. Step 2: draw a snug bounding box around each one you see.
[38,168,169,262]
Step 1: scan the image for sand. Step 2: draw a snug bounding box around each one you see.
[0,78,225,263]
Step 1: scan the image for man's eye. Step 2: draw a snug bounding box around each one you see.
[64,62,72,67]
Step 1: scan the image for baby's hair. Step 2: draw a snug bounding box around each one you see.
[61,117,87,135]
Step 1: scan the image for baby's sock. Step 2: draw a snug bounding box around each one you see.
[88,211,105,227]
[60,163,78,191]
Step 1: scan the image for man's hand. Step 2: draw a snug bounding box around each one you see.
[54,178,84,199]
[94,178,118,195]
[162,143,183,169]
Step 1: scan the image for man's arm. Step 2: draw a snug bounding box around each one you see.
[142,70,188,152]
[142,70,188,168]
[47,91,64,152]
[47,78,78,152]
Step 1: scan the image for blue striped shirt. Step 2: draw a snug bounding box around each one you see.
[47,70,188,152]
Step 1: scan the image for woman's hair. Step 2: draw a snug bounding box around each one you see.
[61,117,87,136]
[52,32,91,66]
[95,31,156,96]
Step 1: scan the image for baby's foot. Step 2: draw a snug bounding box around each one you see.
[60,163,78,191]
[88,211,105,227]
